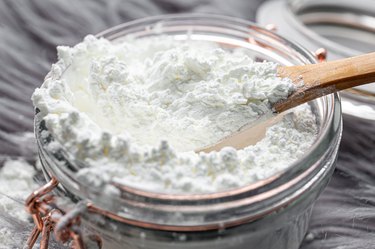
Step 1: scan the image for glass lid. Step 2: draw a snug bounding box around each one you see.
[257,0,375,119]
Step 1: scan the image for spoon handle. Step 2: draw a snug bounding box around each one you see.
[274,52,375,113]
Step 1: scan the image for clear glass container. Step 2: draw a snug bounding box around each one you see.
[257,0,375,120]
[35,14,342,249]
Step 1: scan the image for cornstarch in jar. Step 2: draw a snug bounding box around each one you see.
[32,35,318,194]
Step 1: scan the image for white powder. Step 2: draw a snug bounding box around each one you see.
[0,159,39,246]
[0,159,38,221]
[32,35,318,194]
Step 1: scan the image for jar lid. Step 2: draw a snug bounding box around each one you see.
[257,0,375,119]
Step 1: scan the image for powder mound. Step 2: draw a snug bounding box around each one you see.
[32,35,317,194]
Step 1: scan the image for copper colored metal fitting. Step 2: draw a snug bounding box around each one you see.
[315,48,327,63]
[265,23,277,32]
[25,177,102,249]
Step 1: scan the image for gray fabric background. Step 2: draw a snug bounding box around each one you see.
[0,0,374,248]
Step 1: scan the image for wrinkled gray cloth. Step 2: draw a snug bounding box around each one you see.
[0,0,374,248]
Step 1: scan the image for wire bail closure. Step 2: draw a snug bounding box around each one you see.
[24,177,102,249]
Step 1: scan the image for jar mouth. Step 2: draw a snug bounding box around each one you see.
[35,14,342,228]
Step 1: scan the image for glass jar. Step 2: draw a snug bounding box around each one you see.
[32,14,342,249]
[257,0,375,120]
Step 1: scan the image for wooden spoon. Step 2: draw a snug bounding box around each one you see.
[199,52,375,153]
